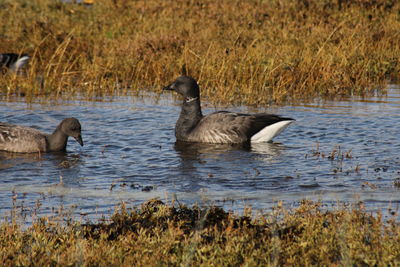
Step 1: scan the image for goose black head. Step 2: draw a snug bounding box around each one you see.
[163,76,200,99]
[60,118,84,146]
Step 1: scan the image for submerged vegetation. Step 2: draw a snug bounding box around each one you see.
[0,0,399,104]
[1,200,399,265]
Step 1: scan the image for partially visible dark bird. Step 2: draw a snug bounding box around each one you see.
[0,53,30,73]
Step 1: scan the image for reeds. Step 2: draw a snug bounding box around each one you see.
[1,0,399,104]
[1,199,399,265]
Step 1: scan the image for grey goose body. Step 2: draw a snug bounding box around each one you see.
[163,76,294,144]
[0,118,83,153]
[0,53,30,73]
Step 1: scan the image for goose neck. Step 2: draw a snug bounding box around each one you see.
[47,127,68,152]
[180,97,202,119]
[175,98,203,139]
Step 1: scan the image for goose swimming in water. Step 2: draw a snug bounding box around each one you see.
[163,76,294,144]
[0,53,30,73]
[0,118,83,153]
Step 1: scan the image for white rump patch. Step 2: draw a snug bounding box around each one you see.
[251,120,294,143]
[10,56,30,71]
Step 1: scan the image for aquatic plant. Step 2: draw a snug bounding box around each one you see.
[0,0,399,104]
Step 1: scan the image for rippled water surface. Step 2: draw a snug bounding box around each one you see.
[1,86,400,221]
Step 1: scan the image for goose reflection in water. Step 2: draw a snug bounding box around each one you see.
[0,151,83,186]
[171,141,291,199]
[174,141,285,162]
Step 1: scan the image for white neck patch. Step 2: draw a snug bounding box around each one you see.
[185,97,198,103]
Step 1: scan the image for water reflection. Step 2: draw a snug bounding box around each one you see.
[173,142,251,191]
[174,141,285,164]
[0,150,81,169]
[174,141,251,159]
[0,151,44,169]
[250,142,286,157]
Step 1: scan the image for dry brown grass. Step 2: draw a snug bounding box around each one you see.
[1,200,399,266]
[1,0,399,105]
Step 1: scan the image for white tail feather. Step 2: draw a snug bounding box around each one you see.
[251,120,294,143]
[10,56,30,71]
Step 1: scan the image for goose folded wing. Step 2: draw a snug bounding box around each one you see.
[188,111,257,143]
[0,123,46,152]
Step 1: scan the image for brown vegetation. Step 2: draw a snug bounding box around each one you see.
[1,200,399,265]
[1,0,399,104]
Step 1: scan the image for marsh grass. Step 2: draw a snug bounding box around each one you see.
[0,199,399,265]
[1,0,399,104]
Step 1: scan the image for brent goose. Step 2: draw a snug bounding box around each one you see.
[0,118,84,153]
[163,76,294,144]
[0,53,30,73]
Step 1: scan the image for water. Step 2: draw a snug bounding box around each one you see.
[1,86,400,221]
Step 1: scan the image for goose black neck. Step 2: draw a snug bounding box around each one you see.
[47,126,69,152]
[175,98,203,140]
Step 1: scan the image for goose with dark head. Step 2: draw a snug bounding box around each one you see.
[0,118,84,153]
[163,76,294,144]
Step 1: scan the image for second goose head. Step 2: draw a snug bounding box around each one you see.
[58,118,84,146]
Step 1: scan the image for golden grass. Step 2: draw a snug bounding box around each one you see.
[0,0,399,104]
[1,199,399,266]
